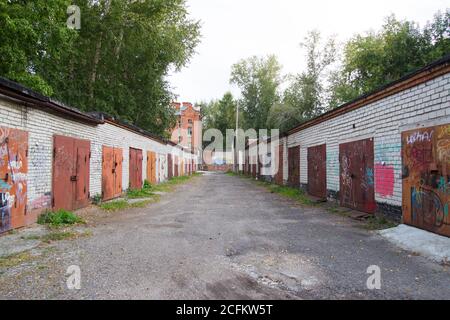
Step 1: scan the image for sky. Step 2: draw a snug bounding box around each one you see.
[167,0,448,103]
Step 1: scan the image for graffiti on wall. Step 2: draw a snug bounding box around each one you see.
[339,138,376,213]
[0,127,28,233]
[402,124,450,237]
[374,143,400,198]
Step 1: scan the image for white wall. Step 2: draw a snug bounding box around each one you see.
[286,73,450,207]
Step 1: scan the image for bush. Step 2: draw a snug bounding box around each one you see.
[37,210,84,227]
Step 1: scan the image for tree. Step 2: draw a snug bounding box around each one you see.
[0,0,76,96]
[0,0,201,136]
[201,92,239,148]
[230,55,282,131]
[329,10,450,108]
[267,31,336,131]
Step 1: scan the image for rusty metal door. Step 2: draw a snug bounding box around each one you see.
[174,156,179,177]
[168,154,173,179]
[274,143,283,185]
[74,140,90,209]
[288,146,300,187]
[102,146,114,200]
[402,124,450,237]
[129,148,143,189]
[147,151,156,184]
[0,127,28,233]
[114,148,123,197]
[53,135,90,211]
[339,138,375,213]
[53,135,75,211]
[308,144,327,199]
[102,146,123,201]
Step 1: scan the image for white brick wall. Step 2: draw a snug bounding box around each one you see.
[286,73,450,207]
[0,95,198,216]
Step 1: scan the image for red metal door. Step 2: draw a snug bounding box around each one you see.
[74,140,90,209]
[114,148,123,197]
[274,143,284,185]
[339,138,375,213]
[168,154,173,179]
[402,124,450,237]
[288,146,300,187]
[53,136,90,211]
[53,135,75,211]
[174,156,179,177]
[0,127,28,233]
[129,148,143,189]
[308,144,327,199]
[102,146,114,200]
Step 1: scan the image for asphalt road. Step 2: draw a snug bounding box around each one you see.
[1,172,449,299]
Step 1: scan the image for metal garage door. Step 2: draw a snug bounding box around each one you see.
[129,147,143,190]
[102,146,123,201]
[288,146,300,187]
[339,138,375,213]
[0,126,28,233]
[53,135,90,211]
[147,151,157,184]
[308,144,327,199]
[168,154,173,179]
[402,124,450,237]
[274,143,283,185]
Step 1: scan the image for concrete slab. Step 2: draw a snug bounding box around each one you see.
[378,224,450,263]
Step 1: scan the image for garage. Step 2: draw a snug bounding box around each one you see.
[129,147,143,190]
[102,146,123,201]
[402,124,450,237]
[288,146,300,187]
[53,135,90,211]
[0,126,28,233]
[339,138,375,213]
[274,143,283,185]
[307,144,327,199]
[147,151,157,184]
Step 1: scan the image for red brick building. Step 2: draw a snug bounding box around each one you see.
[170,102,202,157]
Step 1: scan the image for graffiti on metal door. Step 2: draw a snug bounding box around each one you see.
[402,124,450,237]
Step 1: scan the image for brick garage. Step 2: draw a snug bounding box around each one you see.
[284,56,450,226]
[0,77,199,233]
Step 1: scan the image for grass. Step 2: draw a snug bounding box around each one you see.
[0,251,34,268]
[126,187,154,199]
[100,199,130,212]
[41,231,79,243]
[98,173,200,212]
[361,215,399,230]
[37,209,84,227]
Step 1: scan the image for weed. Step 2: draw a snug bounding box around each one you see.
[127,188,154,199]
[362,216,398,230]
[41,231,78,243]
[91,193,102,205]
[0,251,33,268]
[100,200,129,212]
[37,210,84,227]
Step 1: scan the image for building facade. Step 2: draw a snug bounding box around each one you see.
[170,102,202,158]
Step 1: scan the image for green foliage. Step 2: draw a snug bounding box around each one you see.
[41,231,78,243]
[0,0,201,136]
[329,10,450,107]
[267,31,336,131]
[201,92,240,149]
[91,193,102,205]
[37,210,84,227]
[127,187,154,199]
[100,200,130,212]
[230,55,282,131]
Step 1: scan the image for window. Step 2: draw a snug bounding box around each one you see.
[187,127,192,137]
[188,119,193,124]
[178,136,182,143]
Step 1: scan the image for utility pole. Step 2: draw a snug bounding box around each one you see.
[235,100,239,172]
